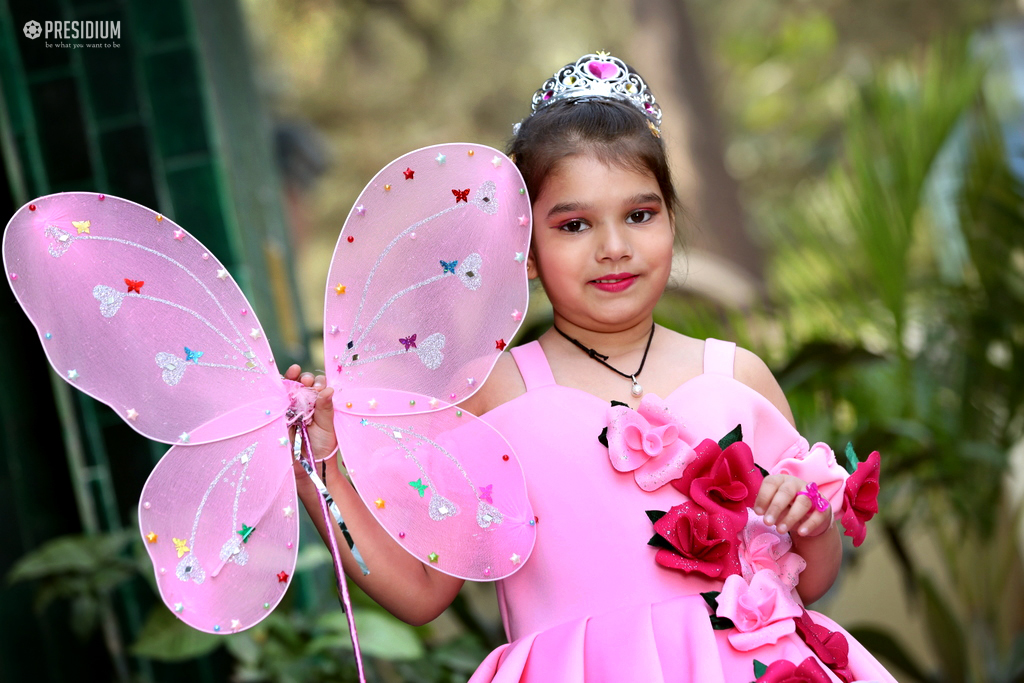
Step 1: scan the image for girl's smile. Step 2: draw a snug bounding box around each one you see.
[527,154,675,333]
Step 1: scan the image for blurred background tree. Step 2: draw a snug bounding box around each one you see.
[4,0,1024,681]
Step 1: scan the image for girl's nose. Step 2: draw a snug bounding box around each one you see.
[597,224,631,261]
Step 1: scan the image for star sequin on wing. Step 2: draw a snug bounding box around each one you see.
[73,220,90,234]
[250,328,261,340]
[237,524,255,543]
[216,269,229,280]
[283,506,294,517]
[368,398,377,409]
[495,339,506,351]
[335,283,346,295]
[491,155,503,168]
[359,418,368,426]
[518,214,529,226]
[355,205,365,216]
[429,397,439,407]
[514,252,525,263]
[173,229,185,241]
[409,479,428,497]
[126,408,139,421]
[67,369,79,380]
[173,538,189,557]
[179,432,190,442]
[146,531,158,543]
[510,553,521,565]
[374,498,385,509]
[231,619,241,630]
[279,437,289,445]
[277,570,289,583]
[435,153,446,165]
[428,552,439,563]
[403,167,415,180]
[511,309,523,321]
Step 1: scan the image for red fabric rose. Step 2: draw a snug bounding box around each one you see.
[840,450,881,547]
[794,609,854,683]
[652,501,739,578]
[672,438,763,534]
[755,657,832,683]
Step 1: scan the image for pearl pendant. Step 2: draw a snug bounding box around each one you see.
[630,377,643,397]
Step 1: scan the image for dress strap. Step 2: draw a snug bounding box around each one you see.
[703,338,736,378]
[509,340,557,391]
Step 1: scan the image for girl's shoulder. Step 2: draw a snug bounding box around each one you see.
[732,345,796,429]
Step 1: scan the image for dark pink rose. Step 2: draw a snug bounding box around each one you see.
[794,609,853,683]
[840,450,881,547]
[652,501,739,578]
[672,438,764,534]
[755,657,832,683]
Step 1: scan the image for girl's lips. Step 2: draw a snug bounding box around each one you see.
[589,273,638,292]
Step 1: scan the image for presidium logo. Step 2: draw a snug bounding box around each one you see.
[23,19,121,48]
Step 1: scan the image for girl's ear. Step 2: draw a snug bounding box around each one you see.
[526,249,539,280]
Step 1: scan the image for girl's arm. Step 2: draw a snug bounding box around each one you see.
[736,349,842,605]
[287,367,465,626]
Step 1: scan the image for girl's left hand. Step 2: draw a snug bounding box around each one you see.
[753,474,831,538]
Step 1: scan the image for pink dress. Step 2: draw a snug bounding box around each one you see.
[469,339,897,683]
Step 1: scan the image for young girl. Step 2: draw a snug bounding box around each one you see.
[288,53,896,683]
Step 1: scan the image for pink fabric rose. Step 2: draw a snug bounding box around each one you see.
[840,451,881,547]
[652,501,738,578]
[769,439,849,515]
[672,438,763,534]
[606,395,696,491]
[755,657,833,683]
[794,609,854,683]
[738,509,806,590]
[716,569,803,651]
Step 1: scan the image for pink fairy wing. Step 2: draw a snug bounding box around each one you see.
[138,418,298,633]
[324,144,530,408]
[335,392,535,581]
[326,145,535,579]
[3,193,286,444]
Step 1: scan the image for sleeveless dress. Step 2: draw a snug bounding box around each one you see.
[468,339,897,683]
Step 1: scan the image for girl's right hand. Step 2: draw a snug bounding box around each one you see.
[284,364,338,464]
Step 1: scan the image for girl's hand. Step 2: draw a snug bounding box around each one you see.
[284,365,338,463]
[753,474,831,538]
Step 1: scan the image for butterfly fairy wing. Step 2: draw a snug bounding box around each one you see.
[336,394,535,580]
[2,193,287,444]
[324,144,529,406]
[139,418,299,633]
[326,144,535,579]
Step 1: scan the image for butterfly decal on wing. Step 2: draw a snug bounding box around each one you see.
[2,144,535,636]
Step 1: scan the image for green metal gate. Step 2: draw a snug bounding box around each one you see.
[0,0,309,680]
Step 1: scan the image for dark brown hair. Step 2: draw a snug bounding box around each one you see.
[506,98,678,220]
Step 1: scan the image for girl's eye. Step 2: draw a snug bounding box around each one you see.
[626,210,655,224]
[557,219,590,233]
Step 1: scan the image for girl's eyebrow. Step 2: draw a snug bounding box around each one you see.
[545,193,663,219]
[546,200,590,218]
[627,192,664,207]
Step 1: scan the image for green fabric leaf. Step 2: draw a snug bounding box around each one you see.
[844,442,860,475]
[646,510,667,523]
[700,591,736,630]
[754,659,768,678]
[598,427,608,448]
[756,464,770,478]
[718,424,743,449]
[647,533,675,551]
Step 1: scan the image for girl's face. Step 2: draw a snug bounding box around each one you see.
[527,154,674,332]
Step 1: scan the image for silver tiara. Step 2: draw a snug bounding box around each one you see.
[517,52,662,133]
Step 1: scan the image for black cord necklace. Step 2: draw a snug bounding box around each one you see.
[552,322,655,398]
